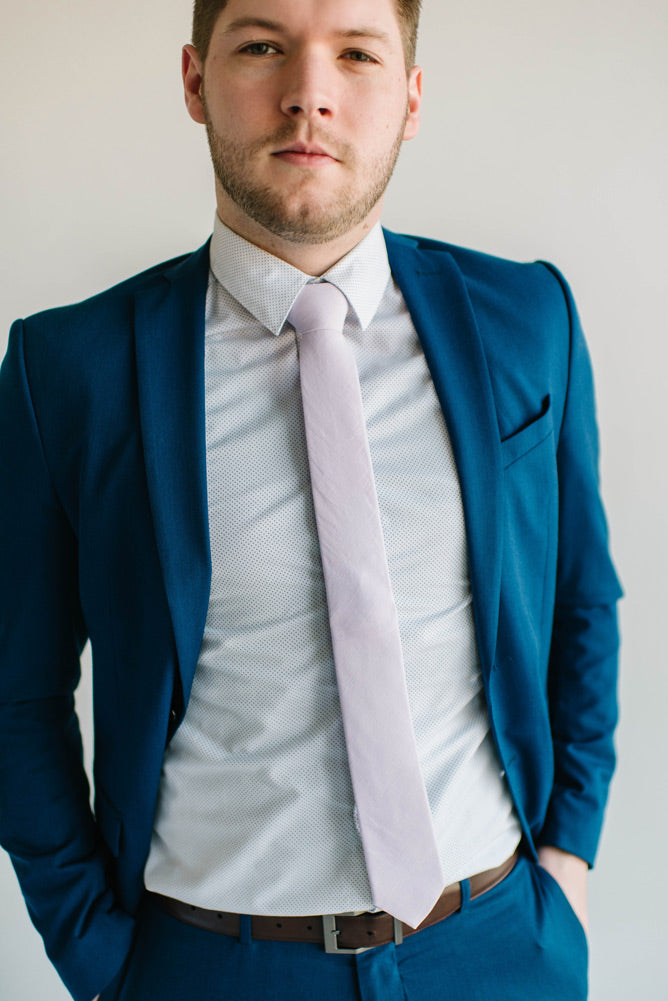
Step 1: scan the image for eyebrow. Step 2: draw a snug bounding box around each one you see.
[222,17,286,35]
[339,28,392,44]
[222,17,391,45]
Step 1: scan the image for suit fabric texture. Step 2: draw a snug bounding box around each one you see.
[0,230,621,1001]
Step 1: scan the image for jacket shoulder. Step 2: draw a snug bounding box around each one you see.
[18,243,208,336]
[386,227,560,286]
[384,228,572,329]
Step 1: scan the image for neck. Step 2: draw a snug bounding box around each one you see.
[214,190,384,276]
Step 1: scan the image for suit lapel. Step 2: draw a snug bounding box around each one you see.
[134,242,212,706]
[385,231,502,677]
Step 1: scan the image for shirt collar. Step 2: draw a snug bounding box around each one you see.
[209,214,391,336]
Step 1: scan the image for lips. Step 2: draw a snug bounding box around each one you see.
[272,140,339,166]
[279,141,334,157]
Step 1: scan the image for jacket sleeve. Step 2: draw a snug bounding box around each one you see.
[0,321,135,1001]
[537,264,623,865]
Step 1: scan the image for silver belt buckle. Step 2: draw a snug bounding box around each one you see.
[322,913,404,954]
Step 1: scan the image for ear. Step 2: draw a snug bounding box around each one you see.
[403,65,423,142]
[182,44,206,124]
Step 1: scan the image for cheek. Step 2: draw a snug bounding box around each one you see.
[207,77,274,132]
[349,84,408,136]
[345,94,387,133]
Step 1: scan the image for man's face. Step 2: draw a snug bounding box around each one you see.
[184,0,422,246]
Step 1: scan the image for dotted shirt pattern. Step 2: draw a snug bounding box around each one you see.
[143,220,521,915]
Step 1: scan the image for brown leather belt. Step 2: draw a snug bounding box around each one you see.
[147,850,518,954]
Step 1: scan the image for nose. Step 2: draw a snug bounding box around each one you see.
[279,50,336,121]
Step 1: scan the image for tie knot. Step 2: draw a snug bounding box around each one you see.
[288,282,349,336]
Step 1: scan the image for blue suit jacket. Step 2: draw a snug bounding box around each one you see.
[0,230,621,1001]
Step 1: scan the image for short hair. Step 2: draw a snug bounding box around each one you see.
[192,0,422,70]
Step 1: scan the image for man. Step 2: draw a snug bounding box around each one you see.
[0,0,621,999]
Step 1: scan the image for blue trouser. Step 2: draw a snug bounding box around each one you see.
[100,856,588,1000]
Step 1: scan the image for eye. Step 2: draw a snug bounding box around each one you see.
[343,50,379,64]
[240,41,280,56]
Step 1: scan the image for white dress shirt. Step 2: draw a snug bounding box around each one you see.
[143,217,521,915]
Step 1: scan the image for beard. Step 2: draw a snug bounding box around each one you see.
[202,97,407,245]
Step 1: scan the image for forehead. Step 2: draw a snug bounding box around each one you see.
[212,0,403,44]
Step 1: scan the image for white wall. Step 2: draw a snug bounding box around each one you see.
[1,1,666,997]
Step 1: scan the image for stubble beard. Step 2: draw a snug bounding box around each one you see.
[203,98,407,245]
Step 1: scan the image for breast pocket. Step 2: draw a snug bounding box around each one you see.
[501,396,553,469]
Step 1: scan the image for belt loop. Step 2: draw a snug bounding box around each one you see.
[239,914,252,945]
[459,878,471,914]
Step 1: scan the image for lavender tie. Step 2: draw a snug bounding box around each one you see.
[288,281,445,929]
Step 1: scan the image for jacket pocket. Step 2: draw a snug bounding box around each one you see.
[501,396,553,468]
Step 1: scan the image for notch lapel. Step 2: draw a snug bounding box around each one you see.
[134,242,212,707]
[386,232,503,678]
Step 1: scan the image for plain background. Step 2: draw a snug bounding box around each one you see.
[1,0,666,997]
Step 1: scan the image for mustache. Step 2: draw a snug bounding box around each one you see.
[252,124,354,160]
